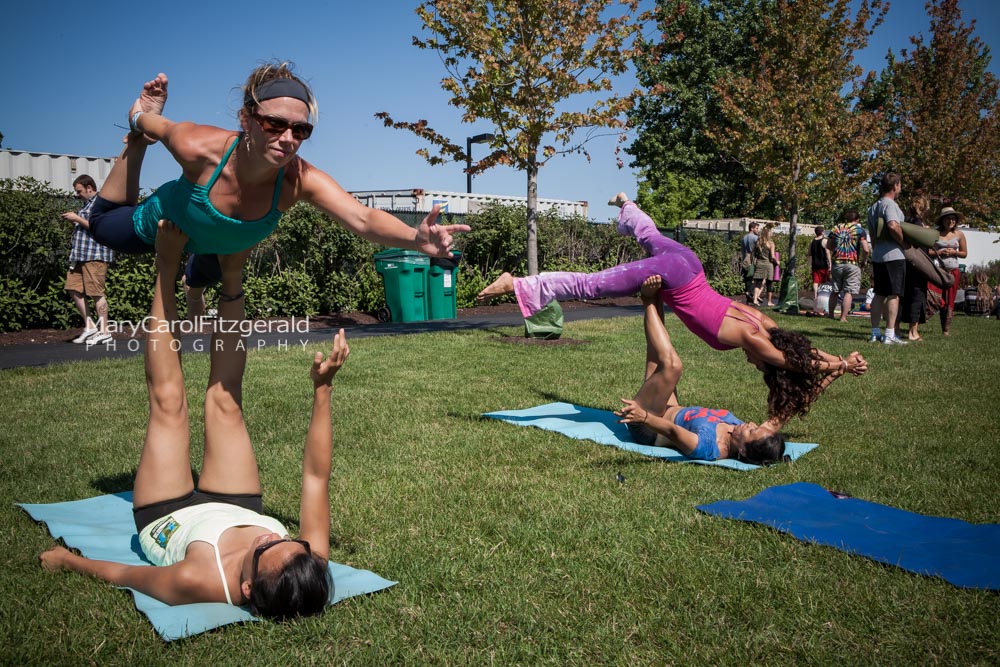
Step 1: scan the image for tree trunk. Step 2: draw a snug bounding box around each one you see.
[526,161,539,276]
[776,204,800,314]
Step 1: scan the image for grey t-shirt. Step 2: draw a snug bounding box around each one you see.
[867,197,905,263]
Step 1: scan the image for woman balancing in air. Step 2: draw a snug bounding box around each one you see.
[77,63,467,300]
[478,194,867,421]
[41,222,347,621]
[615,276,845,464]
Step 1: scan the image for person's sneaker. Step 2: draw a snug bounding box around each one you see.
[72,328,99,344]
[86,332,113,346]
[883,335,908,346]
[868,334,882,343]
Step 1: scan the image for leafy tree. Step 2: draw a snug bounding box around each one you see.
[628,0,778,226]
[869,0,1000,225]
[376,0,654,274]
[710,0,886,310]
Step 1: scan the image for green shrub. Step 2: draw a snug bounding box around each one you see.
[683,232,744,296]
[244,268,320,318]
[104,255,158,323]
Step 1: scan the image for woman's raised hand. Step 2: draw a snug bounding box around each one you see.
[311,329,350,387]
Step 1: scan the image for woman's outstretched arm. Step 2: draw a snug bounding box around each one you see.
[40,546,207,605]
[298,329,350,560]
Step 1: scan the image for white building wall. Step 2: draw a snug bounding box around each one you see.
[0,150,115,193]
[351,188,589,219]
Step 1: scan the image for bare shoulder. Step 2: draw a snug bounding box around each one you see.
[171,124,239,163]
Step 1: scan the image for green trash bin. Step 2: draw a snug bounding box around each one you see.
[373,249,429,322]
[427,251,461,320]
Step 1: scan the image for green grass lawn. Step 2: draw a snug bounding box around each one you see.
[1,311,998,665]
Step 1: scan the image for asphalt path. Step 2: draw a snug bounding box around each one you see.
[0,303,643,370]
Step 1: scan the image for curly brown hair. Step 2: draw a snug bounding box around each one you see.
[761,327,824,422]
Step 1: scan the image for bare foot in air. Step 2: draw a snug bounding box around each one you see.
[608,192,629,208]
[639,275,662,303]
[155,219,188,272]
[476,272,514,304]
[125,74,168,144]
[140,73,169,116]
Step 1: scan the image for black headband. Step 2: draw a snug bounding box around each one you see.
[247,78,311,107]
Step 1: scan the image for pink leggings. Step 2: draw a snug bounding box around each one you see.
[513,203,703,316]
[512,203,739,349]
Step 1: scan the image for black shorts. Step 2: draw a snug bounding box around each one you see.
[873,260,906,297]
[626,421,659,446]
[133,489,263,533]
[88,196,223,288]
[88,196,150,253]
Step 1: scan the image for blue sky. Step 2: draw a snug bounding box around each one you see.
[3,1,997,221]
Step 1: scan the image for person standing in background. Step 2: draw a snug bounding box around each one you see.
[867,173,908,345]
[928,207,968,336]
[827,210,869,322]
[741,222,760,303]
[61,175,115,345]
[809,225,831,315]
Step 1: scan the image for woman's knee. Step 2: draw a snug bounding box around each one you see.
[147,380,188,419]
[205,380,244,422]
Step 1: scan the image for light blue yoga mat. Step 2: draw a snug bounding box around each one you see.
[484,402,818,471]
[698,482,1000,590]
[20,492,397,641]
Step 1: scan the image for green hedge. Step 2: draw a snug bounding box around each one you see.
[0,178,752,332]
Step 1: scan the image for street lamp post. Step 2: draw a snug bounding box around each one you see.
[466,133,495,193]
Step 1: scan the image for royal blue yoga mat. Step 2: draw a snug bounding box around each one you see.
[20,492,397,640]
[484,402,818,471]
[697,482,1000,590]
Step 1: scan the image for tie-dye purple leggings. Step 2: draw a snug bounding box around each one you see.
[513,202,739,350]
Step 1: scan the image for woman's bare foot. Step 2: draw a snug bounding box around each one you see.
[140,73,169,116]
[608,192,629,207]
[639,275,662,302]
[124,74,168,144]
[155,219,188,271]
[476,272,514,304]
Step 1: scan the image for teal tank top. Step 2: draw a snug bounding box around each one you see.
[132,134,285,255]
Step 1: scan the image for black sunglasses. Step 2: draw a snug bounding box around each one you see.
[251,113,313,141]
[251,538,310,581]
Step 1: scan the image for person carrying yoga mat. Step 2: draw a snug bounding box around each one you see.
[478,194,867,417]
[41,221,347,621]
[78,62,467,299]
[614,276,845,464]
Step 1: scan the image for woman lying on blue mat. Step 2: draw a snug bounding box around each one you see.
[614,276,845,464]
[41,221,346,621]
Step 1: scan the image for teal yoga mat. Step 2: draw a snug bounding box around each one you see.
[20,492,396,640]
[484,402,818,471]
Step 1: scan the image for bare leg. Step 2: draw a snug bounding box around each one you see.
[94,75,168,206]
[68,291,94,330]
[183,278,206,320]
[132,220,193,509]
[94,296,109,334]
[840,292,854,322]
[885,295,900,334]
[870,295,885,330]
[631,276,682,413]
[198,247,261,495]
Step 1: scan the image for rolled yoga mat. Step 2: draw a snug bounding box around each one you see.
[903,247,954,288]
[876,216,939,249]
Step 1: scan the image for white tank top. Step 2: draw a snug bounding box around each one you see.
[138,502,287,605]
